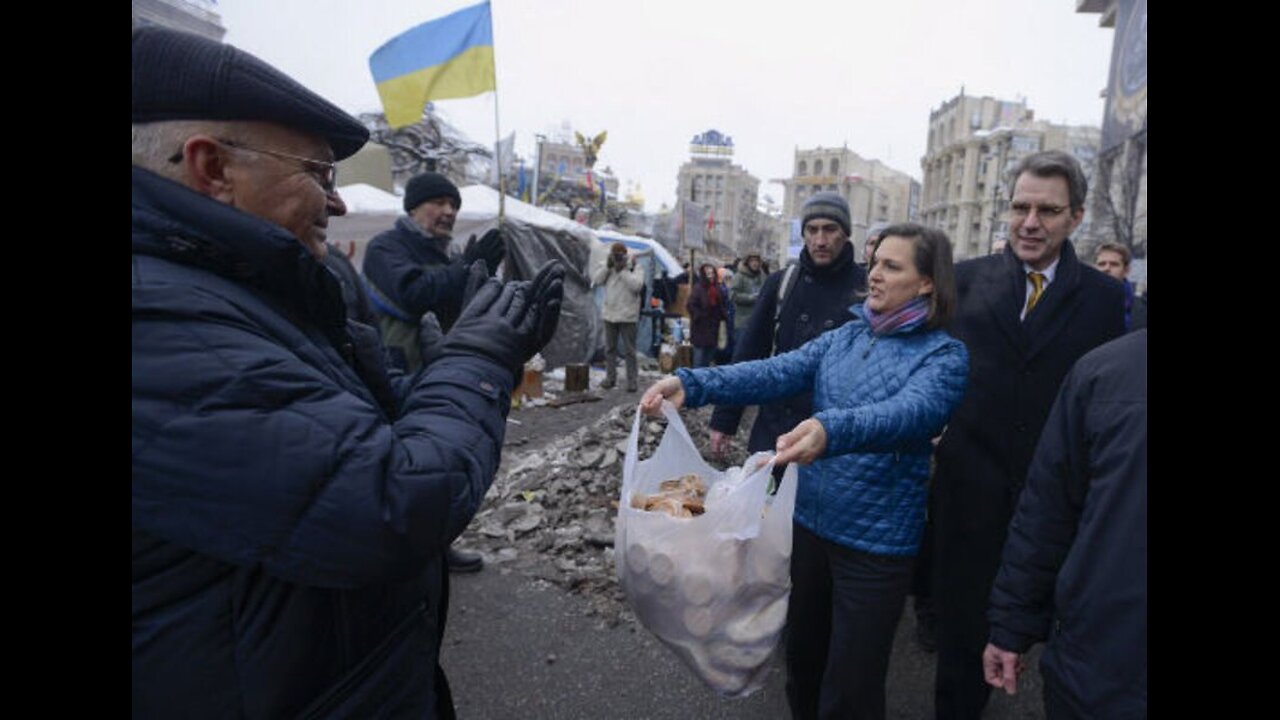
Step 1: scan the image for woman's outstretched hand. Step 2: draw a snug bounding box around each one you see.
[639,376,686,416]
[769,418,828,467]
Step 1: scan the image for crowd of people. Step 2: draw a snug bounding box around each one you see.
[134,26,1145,720]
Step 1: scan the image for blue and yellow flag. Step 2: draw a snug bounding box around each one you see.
[369,2,496,128]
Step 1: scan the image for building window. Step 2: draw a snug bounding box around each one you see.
[814,159,824,176]
[798,160,807,176]
[828,185,837,193]
[830,159,839,175]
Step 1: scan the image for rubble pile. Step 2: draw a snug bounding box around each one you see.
[460,399,754,625]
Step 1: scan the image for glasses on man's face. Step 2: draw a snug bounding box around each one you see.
[1008,202,1068,220]
[168,139,338,192]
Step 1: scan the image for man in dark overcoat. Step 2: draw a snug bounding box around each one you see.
[929,150,1126,719]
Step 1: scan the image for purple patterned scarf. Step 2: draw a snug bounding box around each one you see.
[864,296,930,336]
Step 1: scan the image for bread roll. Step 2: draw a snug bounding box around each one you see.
[681,572,715,606]
[708,638,775,671]
[682,605,714,637]
[648,551,675,586]
[724,596,789,645]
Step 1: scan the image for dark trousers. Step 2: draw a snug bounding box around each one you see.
[932,522,1008,720]
[1042,669,1087,720]
[603,321,637,385]
[435,561,456,719]
[911,504,935,616]
[785,523,915,720]
[692,345,717,367]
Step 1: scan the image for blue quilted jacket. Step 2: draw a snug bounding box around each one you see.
[678,305,968,555]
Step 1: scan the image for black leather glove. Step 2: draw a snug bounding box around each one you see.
[439,277,537,385]
[460,258,488,310]
[417,311,446,370]
[463,229,506,276]
[421,261,486,370]
[525,260,565,358]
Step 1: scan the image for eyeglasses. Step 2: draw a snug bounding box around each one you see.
[1009,202,1068,220]
[168,139,338,192]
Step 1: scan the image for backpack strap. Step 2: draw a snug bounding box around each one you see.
[771,263,800,356]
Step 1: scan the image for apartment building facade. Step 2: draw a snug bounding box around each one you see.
[674,130,761,257]
[778,145,919,254]
[920,93,1101,260]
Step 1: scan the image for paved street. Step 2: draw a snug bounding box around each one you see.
[440,563,1045,719]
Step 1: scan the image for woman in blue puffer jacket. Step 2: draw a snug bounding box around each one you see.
[640,223,968,720]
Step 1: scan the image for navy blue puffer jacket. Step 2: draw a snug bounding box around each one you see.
[678,305,968,555]
[132,167,512,718]
[987,331,1147,717]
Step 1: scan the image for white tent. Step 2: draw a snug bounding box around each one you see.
[335,183,402,214]
[595,232,682,277]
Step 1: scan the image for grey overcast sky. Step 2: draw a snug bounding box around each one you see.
[216,0,1115,213]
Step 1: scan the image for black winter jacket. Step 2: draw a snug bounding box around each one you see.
[708,243,866,452]
[362,216,471,371]
[132,167,511,718]
[987,330,1146,718]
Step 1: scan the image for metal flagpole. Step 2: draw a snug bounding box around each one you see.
[489,1,505,222]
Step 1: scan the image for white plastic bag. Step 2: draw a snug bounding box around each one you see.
[614,401,797,697]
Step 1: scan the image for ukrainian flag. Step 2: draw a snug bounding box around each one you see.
[369,2,496,128]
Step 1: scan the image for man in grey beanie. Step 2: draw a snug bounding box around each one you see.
[708,190,867,471]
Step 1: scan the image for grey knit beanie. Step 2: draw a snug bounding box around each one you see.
[801,192,851,237]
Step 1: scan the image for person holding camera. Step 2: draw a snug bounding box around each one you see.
[593,242,645,391]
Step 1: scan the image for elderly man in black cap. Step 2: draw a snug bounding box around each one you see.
[363,172,507,374]
[132,26,564,719]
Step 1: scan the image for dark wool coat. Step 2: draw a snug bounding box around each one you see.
[930,241,1125,658]
[686,276,727,349]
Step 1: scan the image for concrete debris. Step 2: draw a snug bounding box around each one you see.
[461,397,755,625]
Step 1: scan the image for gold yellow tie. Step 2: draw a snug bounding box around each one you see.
[1025,272,1046,315]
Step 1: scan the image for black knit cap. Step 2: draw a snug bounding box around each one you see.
[132,26,369,160]
[801,191,852,237]
[403,172,462,213]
